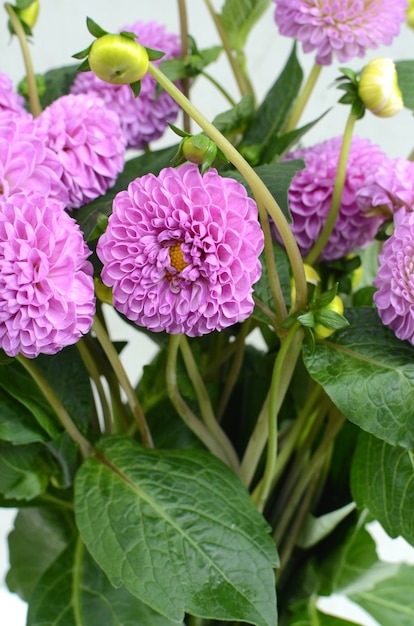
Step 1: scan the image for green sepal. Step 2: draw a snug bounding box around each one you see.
[86,16,108,39]
[145,46,165,61]
[129,80,141,98]
[72,44,92,60]
[76,58,91,73]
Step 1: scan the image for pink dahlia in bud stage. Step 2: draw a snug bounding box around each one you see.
[0,192,95,358]
[374,211,414,344]
[71,21,181,149]
[97,164,264,336]
[272,0,407,66]
[35,94,126,209]
[279,136,390,261]
[0,72,27,118]
[0,116,68,204]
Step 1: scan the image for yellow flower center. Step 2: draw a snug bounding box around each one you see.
[167,242,188,280]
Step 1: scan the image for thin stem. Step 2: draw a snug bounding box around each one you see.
[203,0,251,98]
[305,112,358,265]
[179,336,240,472]
[216,319,251,421]
[148,61,308,315]
[252,323,302,512]
[166,335,237,468]
[72,535,85,626]
[200,69,237,107]
[239,328,303,488]
[283,62,322,133]
[92,316,154,448]
[76,339,113,434]
[16,355,92,459]
[5,3,41,117]
[177,0,191,133]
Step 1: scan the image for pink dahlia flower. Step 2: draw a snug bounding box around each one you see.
[272,0,407,66]
[97,164,264,336]
[358,158,414,227]
[0,115,68,205]
[374,211,414,344]
[71,20,181,149]
[0,72,27,118]
[0,192,96,358]
[280,136,390,261]
[35,94,126,209]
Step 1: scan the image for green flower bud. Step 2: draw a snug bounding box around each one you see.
[358,58,403,118]
[88,33,149,85]
[314,295,344,340]
[407,0,414,29]
[19,0,40,29]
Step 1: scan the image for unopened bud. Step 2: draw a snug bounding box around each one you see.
[88,33,149,85]
[407,0,414,29]
[358,58,403,118]
[19,0,40,29]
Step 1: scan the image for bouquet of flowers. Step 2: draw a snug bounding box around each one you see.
[2,1,414,624]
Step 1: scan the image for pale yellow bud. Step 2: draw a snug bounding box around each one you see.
[358,58,403,118]
[406,0,414,29]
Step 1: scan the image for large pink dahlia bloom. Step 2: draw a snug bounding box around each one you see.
[0,72,27,118]
[0,116,68,204]
[272,0,407,66]
[0,193,96,358]
[280,136,389,261]
[374,211,414,344]
[97,165,264,336]
[35,94,126,209]
[71,21,181,149]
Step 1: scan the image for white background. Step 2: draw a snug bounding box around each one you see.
[1,1,414,624]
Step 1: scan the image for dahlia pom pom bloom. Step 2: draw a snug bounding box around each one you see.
[374,211,414,344]
[0,115,68,204]
[97,165,264,336]
[279,136,390,261]
[35,94,126,209]
[0,192,95,358]
[272,0,407,66]
[0,72,27,118]
[71,20,181,149]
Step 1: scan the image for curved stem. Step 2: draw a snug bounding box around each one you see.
[148,61,307,315]
[92,316,153,448]
[166,335,237,469]
[5,3,41,117]
[252,323,302,512]
[16,355,92,459]
[177,0,191,133]
[283,62,322,133]
[200,69,237,107]
[76,339,113,434]
[305,112,358,265]
[179,336,240,472]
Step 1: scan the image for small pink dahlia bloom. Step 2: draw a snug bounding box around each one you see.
[0,72,27,118]
[280,136,390,261]
[0,115,68,205]
[35,94,126,209]
[97,164,264,336]
[71,20,181,149]
[272,0,407,66]
[0,192,96,358]
[373,211,414,344]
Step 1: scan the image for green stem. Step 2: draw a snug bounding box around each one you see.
[200,69,237,107]
[252,323,302,512]
[72,535,85,626]
[283,62,322,133]
[305,112,358,265]
[203,0,251,99]
[92,316,153,448]
[76,339,113,434]
[148,61,307,315]
[216,319,251,421]
[16,355,92,459]
[166,335,237,468]
[179,336,240,472]
[177,0,191,133]
[5,3,41,117]
[239,328,303,488]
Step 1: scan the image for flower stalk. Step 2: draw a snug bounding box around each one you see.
[283,62,322,133]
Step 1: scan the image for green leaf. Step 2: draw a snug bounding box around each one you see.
[253,242,291,324]
[0,443,48,500]
[75,145,178,240]
[212,94,255,136]
[219,0,270,52]
[395,60,414,111]
[35,65,79,109]
[289,599,361,625]
[27,537,181,626]
[349,563,414,626]
[239,43,303,163]
[0,386,48,444]
[6,507,73,602]
[296,502,356,549]
[303,307,414,448]
[351,431,414,546]
[75,435,278,626]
